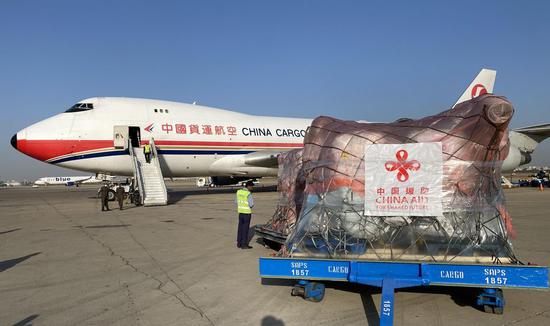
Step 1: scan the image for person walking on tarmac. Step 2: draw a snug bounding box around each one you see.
[99,183,110,211]
[144,143,152,163]
[115,183,125,210]
[236,181,255,249]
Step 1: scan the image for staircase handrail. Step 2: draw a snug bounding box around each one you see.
[128,140,145,205]
[149,137,168,204]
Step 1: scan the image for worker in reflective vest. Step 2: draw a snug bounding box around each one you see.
[144,143,152,163]
[236,181,255,249]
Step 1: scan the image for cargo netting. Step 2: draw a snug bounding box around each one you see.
[278,94,518,263]
[259,149,305,239]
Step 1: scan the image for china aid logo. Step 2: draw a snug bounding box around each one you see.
[384,149,421,182]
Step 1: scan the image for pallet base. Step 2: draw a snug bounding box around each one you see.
[290,251,513,264]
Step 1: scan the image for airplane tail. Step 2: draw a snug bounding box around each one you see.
[452,68,497,108]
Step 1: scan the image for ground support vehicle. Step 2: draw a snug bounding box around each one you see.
[259,257,549,326]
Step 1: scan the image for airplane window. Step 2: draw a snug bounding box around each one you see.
[165,109,169,113]
[65,103,94,112]
[154,109,158,113]
[160,109,164,113]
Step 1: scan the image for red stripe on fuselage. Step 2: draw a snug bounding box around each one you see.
[17,139,303,162]
[17,139,114,162]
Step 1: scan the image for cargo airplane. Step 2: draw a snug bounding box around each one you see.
[10,69,550,186]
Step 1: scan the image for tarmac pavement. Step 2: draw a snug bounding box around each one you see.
[0,185,549,326]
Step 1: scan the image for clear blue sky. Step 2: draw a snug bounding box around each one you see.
[1,1,549,180]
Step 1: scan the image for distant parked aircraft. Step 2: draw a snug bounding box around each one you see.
[33,176,103,187]
[4,180,22,187]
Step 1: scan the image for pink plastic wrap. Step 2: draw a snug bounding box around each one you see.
[283,94,517,263]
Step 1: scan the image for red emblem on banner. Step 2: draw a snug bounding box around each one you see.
[384,149,421,182]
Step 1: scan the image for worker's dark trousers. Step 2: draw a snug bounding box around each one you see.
[145,153,151,163]
[102,199,109,211]
[237,213,252,247]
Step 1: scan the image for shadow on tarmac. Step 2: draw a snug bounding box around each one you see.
[83,224,132,229]
[167,185,277,204]
[11,314,39,326]
[260,278,382,324]
[91,203,141,212]
[254,237,283,252]
[259,278,479,325]
[0,228,21,236]
[261,315,285,326]
[400,285,479,310]
[0,252,41,273]
[360,289,381,326]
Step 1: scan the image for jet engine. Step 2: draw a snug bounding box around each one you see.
[196,176,259,187]
[502,145,532,173]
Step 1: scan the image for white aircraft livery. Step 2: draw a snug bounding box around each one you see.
[12,98,311,179]
[34,175,103,186]
[10,69,550,181]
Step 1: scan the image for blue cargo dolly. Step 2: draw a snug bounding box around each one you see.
[259,257,548,326]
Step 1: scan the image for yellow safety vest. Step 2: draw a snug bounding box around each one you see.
[236,188,252,214]
[144,144,151,153]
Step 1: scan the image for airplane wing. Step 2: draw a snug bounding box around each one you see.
[452,68,497,108]
[503,123,550,171]
[513,123,550,143]
[71,176,93,186]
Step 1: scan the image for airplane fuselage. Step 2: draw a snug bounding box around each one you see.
[12,95,540,178]
[14,97,311,177]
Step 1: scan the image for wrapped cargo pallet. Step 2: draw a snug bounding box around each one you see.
[257,149,305,242]
[283,94,518,263]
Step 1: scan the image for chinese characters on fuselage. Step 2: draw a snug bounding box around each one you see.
[159,123,306,138]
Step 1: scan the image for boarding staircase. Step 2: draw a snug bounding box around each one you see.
[129,138,168,206]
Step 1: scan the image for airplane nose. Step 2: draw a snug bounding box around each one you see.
[10,134,17,150]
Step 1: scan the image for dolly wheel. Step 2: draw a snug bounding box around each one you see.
[306,295,323,302]
[305,283,325,302]
[291,286,304,297]
[483,304,504,314]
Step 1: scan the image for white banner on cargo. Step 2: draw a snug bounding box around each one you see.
[364,142,443,216]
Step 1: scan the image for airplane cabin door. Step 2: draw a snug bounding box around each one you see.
[128,126,141,147]
[113,126,129,149]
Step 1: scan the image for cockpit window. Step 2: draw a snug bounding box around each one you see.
[65,103,94,112]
